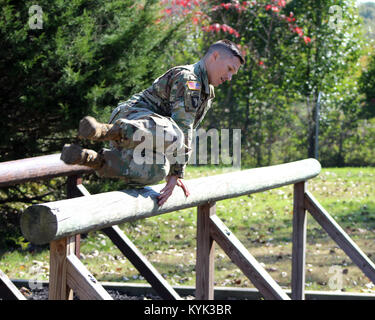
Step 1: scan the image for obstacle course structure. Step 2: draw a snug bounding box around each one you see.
[1,155,375,300]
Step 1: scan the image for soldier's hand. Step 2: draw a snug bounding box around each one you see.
[157,175,189,206]
[176,178,190,197]
[157,175,178,206]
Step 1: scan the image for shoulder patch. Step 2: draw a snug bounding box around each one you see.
[187,81,201,91]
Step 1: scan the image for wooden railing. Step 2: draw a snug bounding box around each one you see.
[0,153,93,187]
[0,154,93,300]
[1,155,375,300]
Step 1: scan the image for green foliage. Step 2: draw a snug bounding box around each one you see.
[1,0,371,167]
[359,51,375,118]
[0,178,66,250]
[199,1,306,166]
[285,0,365,159]
[197,0,366,167]
[0,0,187,250]
[0,0,183,161]
[342,118,375,166]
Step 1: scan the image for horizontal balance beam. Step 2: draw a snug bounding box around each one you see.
[0,153,93,187]
[21,159,321,245]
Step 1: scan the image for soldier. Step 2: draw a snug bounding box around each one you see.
[61,39,244,205]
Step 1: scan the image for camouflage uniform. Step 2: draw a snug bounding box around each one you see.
[97,59,215,186]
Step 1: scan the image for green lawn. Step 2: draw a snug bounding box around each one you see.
[1,165,375,294]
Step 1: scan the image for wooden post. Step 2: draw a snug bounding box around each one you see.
[66,175,83,258]
[291,182,307,300]
[48,236,75,300]
[196,202,216,300]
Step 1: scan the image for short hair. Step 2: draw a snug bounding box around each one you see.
[204,39,245,64]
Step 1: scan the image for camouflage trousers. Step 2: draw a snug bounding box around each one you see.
[96,103,184,187]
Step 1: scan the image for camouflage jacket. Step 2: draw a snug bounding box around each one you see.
[116,59,215,178]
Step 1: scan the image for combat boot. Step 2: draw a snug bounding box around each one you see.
[78,116,122,141]
[60,144,104,170]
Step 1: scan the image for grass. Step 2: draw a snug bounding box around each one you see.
[1,165,375,295]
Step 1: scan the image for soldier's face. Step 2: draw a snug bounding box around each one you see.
[206,52,241,87]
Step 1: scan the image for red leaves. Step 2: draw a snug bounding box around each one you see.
[212,1,249,13]
[161,0,207,26]
[303,36,312,44]
[222,3,231,10]
[256,60,268,69]
[202,23,240,38]
[294,27,303,36]
[289,25,310,44]
[279,11,311,45]
[265,0,285,12]
[164,8,172,15]
[265,4,279,12]
[160,0,311,46]
[160,0,202,13]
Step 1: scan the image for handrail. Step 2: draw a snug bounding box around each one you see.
[20,158,321,245]
[0,153,93,187]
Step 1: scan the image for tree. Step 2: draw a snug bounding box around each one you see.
[160,0,366,167]
[0,0,187,249]
[197,0,311,166]
[359,51,375,118]
[286,0,364,159]
[0,0,184,162]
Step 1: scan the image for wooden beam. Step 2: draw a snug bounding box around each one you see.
[66,254,112,300]
[0,153,92,188]
[209,214,290,300]
[95,282,375,300]
[305,191,375,285]
[21,158,321,245]
[75,183,91,196]
[48,237,75,300]
[0,270,26,300]
[66,175,84,258]
[196,202,216,300]
[102,226,181,300]
[9,279,375,300]
[291,182,307,300]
